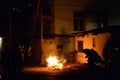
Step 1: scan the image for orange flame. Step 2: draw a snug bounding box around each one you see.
[47,56,64,69]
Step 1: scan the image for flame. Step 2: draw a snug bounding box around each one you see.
[46,56,64,69]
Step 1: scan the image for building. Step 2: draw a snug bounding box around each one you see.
[29,0,120,65]
[1,0,120,66]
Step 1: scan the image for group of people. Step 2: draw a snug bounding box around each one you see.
[1,42,32,80]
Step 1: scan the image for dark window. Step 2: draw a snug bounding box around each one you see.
[78,41,83,52]
[93,38,95,47]
[74,11,86,31]
[95,12,108,28]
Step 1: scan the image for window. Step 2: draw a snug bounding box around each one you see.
[74,11,86,31]
[95,12,108,28]
[93,38,95,47]
[78,41,83,52]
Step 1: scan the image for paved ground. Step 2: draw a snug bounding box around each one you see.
[0,63,119,80]
[21,63,106,80]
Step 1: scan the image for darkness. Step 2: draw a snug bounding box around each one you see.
[0,0,9,36]
[0,0,38,37]
[88,0,120,11]
[0,0,51,40]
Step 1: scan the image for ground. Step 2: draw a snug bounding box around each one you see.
[22,63,106,80]
[0,63,119,80]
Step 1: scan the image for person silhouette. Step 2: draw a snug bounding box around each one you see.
[91,49,102,64]
[1,45,11,80]
[102,40,111,69]
[11,42,23,80]
[82,49,94,67]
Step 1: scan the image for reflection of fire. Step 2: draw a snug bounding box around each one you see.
[47,56,65,69]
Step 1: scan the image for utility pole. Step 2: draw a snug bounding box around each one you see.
[31,0,41,42]
[40,0,44,65]
[31,0,44,65]
[8,0,12,51]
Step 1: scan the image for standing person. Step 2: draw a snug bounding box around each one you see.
[1,45,11,80]
[11,42,23,80]
[21,45,27,67]
[19,44,25,67]
[18,44,24,67]
[27,46,32,66]
[102,40,111,69]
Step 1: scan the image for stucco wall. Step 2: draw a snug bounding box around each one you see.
[75,32,111,62]
[41,36,75,64]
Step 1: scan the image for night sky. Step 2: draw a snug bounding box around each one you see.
[0,0,50,38]
[0,0,38,37]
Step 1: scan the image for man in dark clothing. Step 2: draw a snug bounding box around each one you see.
[11,42,23,80]
[1,45,11,80]
[82,49,95,67]
[82,48,102,68]
[91,49,102,63]
[102,40,111,69]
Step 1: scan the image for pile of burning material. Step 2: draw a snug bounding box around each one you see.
[46,56,66,70]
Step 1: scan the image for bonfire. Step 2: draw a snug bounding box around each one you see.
[47,56,66,69]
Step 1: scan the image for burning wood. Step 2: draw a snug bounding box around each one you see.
[46,56,66,69]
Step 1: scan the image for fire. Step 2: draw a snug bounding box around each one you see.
[46,56,64,69]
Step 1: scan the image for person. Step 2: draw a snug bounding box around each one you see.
[26,46,32,66]
[82,49,102,68]
[82,49,94,67]
[102,40,111,69]
[19,44,26,67]
[11,42,23,80]
[22,45,28,67]
[108,48,120,80]
[91,49,102,64]
[1,45,10,80]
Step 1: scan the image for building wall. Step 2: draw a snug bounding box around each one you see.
[39,0,120,65]
[94,33,111,60]
[75,32,111,63]
[54,0,94,34]
[39,0,95,65]
[53,0,120,36]
[35,0,120,65]
[40,36,75,64]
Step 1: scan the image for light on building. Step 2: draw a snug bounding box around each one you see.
[0,37,2,49]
